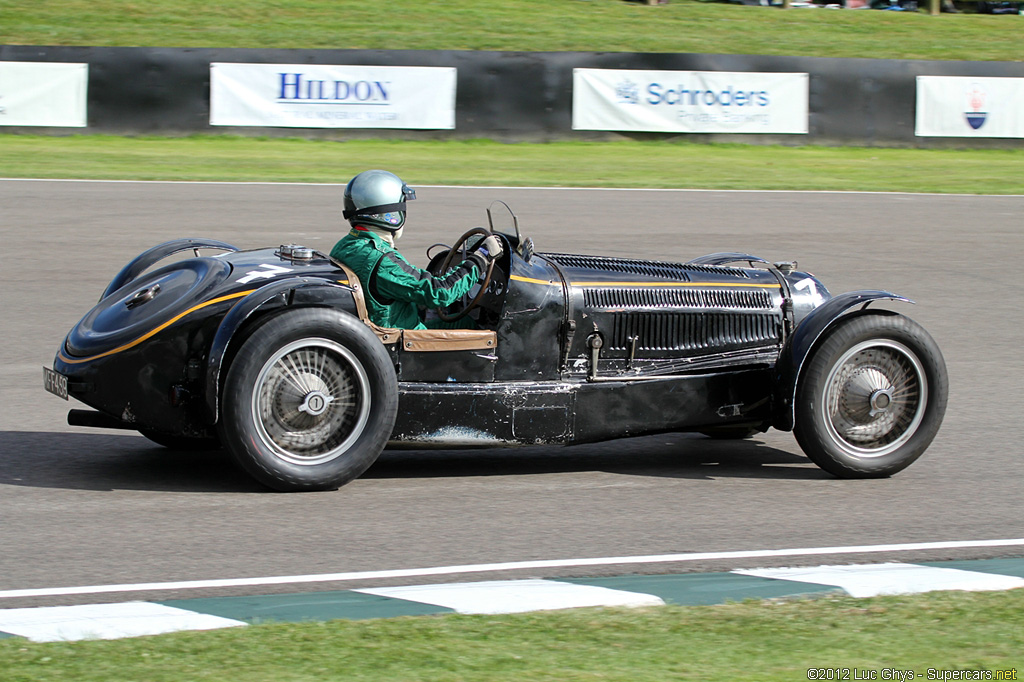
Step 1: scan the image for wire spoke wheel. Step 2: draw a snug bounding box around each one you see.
[793,313,947,479]
[252,339,371,466]
[219,308,398,492]
[822,340,926,457]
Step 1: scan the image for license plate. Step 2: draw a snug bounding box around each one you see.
[43,366,69,400]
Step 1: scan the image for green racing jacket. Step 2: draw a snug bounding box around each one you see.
[330,228,486,330]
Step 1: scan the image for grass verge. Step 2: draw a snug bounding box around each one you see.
[2,0,1022,62]
[2,590,1022,682]
[2,134,1023,193]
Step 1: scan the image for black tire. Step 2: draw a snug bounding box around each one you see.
[218,308,398,492]
[793,312,947,478]
[139,429,221,451]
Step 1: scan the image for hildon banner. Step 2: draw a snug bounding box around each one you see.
[0,62,88,127]
[210,63,457,129]
[916,76,1024,139]
[573,68,809,135]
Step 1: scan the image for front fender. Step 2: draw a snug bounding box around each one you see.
[203,277,357,422]
[773,290,913,431]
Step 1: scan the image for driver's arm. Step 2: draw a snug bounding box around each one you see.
[371,250,488,309]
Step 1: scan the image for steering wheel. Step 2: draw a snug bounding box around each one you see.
[436,227,497,322]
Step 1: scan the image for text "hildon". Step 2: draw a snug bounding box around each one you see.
[278,73,390,103]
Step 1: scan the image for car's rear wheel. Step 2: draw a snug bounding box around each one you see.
[219,308,397,491]
[793,312,947,478]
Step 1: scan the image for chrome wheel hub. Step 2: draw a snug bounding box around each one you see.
[869,388,893,416]
[298,390,332,417]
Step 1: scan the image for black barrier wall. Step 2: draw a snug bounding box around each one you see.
[1,45,1022,147]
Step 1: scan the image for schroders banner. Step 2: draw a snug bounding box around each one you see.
[210,63,457,129]
[573,68,809,135]
[916,76,1024,138]
[0,62,88,127]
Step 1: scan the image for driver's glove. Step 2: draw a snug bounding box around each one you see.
[466,235,503,275]
[475,235,504,261]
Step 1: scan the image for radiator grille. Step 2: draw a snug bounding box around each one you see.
[609,311,782,352]
[584,287,773,310]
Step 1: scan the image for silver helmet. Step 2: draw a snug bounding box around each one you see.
[342,170,416,232]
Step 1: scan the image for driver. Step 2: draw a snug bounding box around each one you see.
[330,170,503,330]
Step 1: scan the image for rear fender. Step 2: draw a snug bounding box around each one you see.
[103,238,240,299]
[773,290,913,431]
[203,277,358,422]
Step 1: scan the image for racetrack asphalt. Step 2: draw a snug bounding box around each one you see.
[1,180,1022,609]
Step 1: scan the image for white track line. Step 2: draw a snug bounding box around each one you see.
[1,178,1021,197]
[2,538,1022,601]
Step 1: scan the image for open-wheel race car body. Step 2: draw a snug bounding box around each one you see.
[46,203,948,491]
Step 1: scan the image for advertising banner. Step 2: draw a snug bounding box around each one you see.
[573,68,808,135]
[210,63,457,129]
[916,76,1024,138]
[0,62,88,127]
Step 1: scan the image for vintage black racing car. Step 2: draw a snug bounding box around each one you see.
[45,202,948,491]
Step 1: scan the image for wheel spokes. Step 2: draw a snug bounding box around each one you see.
[824,341,927,456]
[252,339,370,465]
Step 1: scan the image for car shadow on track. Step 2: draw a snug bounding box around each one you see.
[0,431,263,493]
[369,431,827,482]
[0,430,828,493]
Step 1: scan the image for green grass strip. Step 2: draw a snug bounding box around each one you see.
[2,0,1022,62]
[2,590,1022,681]
[1,134,1022,194]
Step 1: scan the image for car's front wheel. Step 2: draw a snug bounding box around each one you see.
[219,308,397,491]
[793,312,947,478]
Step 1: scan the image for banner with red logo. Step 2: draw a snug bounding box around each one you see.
[916,76,1024,138]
